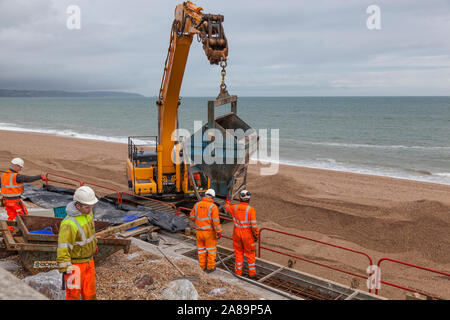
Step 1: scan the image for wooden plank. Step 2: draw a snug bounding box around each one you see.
[96,217,149,238]
[13,236,25,243]
[118,225,159,239]
[14,243,57,252]
[0,221,16,250]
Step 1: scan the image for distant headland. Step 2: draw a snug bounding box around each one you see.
[0,89,146,98]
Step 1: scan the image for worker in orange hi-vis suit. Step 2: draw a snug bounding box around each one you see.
[1,158,48,231]
[224,190,259,278]
[190,189,222,273]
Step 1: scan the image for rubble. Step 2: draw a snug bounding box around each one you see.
[23,269,65,300]
[1,255,29,279]
[95,245,262,300]
[208,287,227,296]
[0,260,21,272]
[134,274,154,289]
[1,242,263,300]
[159,279,199,300]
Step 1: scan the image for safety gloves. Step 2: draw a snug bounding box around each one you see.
[66,265,75,274]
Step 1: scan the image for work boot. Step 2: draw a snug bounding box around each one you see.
[205,267,216,274]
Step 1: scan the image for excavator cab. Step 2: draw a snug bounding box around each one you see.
[126,136,158,195]
[126,136,210,197]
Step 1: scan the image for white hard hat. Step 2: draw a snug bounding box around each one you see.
[205,189,215,198]
[11,158,24,167]
[73,186,98,205]
[240,190,251,201]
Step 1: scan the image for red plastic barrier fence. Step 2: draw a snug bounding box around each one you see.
[1,171,83,188]
[45,172,83,187]
[375,257,450,299]
[258,227,374,292]
[83,181,123,204]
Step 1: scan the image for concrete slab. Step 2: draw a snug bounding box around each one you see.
[0,267,48,300]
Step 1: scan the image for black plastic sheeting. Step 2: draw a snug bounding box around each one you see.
[22,185,189,233]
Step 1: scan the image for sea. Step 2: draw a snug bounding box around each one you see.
[0,96,449,185]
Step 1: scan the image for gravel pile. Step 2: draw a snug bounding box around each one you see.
[95,245,262,300]
[1,244,262,300]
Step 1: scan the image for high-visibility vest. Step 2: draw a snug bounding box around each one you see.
[1,170,24,198]
[226,202,257,229]
[189,172,202,187]
[190,198,222,233]
[57,211,98,271]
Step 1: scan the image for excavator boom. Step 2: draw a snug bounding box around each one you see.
[156,2,228,192]
[126,2,255,200]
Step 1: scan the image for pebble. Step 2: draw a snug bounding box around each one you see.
[126,253,140,260]
[0,260,21,272]
[134,274,154,289]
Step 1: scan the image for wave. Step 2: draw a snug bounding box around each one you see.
[0,122,128,144]
[250,156,450,186]
[297,141,450,151]
[404,168,433,176]
[1,122,449,186]
[435,172,450,178]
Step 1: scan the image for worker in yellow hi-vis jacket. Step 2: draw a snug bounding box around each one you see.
[57,186,99,300]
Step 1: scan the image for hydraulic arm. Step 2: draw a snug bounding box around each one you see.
[157,1,228,176]
[126,2,228,197]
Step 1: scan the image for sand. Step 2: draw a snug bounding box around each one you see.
[1,129,449,299]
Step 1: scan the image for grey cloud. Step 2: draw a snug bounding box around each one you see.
[0,0,449,96]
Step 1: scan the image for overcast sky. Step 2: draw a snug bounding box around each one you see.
[0,0,449,96]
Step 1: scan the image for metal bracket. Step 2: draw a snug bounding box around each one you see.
[208,94,238,130]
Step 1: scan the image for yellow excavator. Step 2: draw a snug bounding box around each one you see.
[126,2,256,201]
[126,1,228,199]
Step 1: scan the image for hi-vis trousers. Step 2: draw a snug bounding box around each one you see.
[4,199,28,231]
[64,259,96,300]
[233,229,256,276]
[196,230,218,271]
